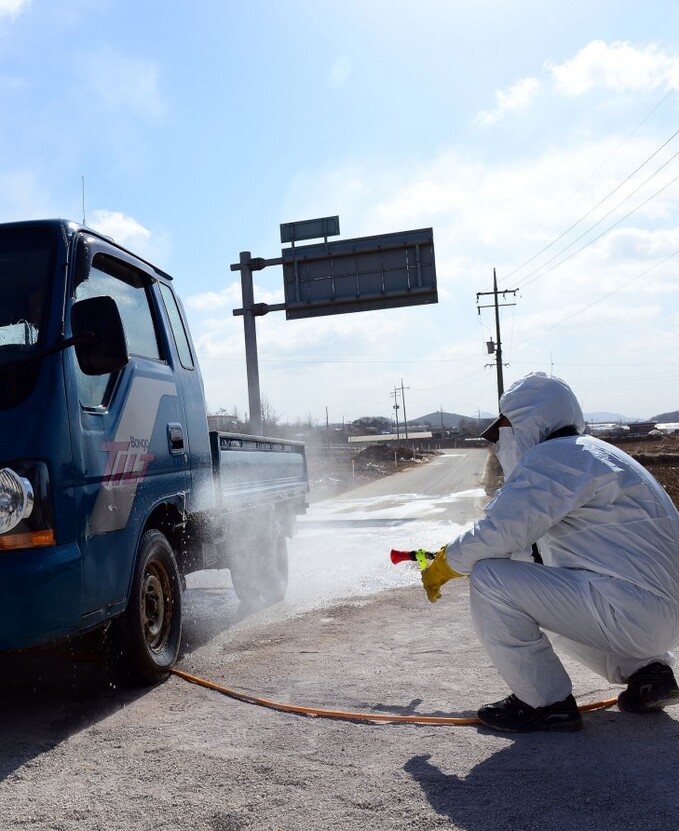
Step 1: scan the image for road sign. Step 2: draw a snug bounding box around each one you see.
[280,216,340,244]
[282,227,437,320]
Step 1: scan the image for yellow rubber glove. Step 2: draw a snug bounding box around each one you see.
[421,547,464,603]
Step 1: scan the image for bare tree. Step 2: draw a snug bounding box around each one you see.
[260,396,280,435]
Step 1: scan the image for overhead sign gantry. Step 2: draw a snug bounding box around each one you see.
[231,216,438,433]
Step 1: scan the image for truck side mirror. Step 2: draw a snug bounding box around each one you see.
[71,295,129,375]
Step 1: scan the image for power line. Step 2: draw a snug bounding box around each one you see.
[499,89,678,280]
[495,91,677,279]
[408,366,489,393]
[518,169,679,290]
[506,125,679,284]
[513,247,679,346]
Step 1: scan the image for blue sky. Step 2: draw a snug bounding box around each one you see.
[2,0,679,423]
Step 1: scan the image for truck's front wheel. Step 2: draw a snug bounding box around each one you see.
[109,529,182,686]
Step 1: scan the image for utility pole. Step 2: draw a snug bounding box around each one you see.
[391,388,401,439]
[477,269,518,406]
[400,379,410,440]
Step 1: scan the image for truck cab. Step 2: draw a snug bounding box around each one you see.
[0,219,308,684]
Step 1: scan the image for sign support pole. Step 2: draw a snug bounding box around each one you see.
[238,251,263,435]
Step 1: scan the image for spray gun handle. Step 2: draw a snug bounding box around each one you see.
[414,550,429,571]
[390,549,436,571]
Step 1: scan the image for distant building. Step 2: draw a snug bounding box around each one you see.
[348,432,433,443]
[626,422,656,435]
[586,423,629,437]
[654,423,679,435]
[207,414,241,432]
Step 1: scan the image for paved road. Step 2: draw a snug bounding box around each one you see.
[305,448,489,523]
[341,448,489,503]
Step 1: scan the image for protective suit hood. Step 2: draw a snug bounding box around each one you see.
[496,373,585,474]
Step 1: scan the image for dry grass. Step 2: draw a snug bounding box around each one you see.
[611,436,679,508]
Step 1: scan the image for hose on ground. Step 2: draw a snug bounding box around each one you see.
[171,668,618,725]
[13,646,620,724]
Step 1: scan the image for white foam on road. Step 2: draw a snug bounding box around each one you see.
[280,487,483,613]
[186,483,485,634]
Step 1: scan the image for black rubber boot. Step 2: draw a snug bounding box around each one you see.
[477,693,583,732]
[618,662,679,713]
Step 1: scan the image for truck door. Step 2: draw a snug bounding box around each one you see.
[67,238,190,621]
[157,282,213,509]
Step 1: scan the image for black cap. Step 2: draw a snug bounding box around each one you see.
[480,414,504,443]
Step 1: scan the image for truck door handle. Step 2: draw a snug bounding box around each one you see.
[168,423,185,454]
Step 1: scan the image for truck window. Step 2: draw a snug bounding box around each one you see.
[0,224,55,409]
[74,253,162,408]
[0,227,53,350]
[158,283,194,370]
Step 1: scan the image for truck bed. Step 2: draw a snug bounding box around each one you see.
[209,431,309,509]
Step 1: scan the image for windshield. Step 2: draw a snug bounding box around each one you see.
[0,224,57,411]
[0,225,55,363]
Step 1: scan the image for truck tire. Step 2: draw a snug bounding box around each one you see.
[108,529,182,686]
[229,514,288,605]
[260,531,288,603]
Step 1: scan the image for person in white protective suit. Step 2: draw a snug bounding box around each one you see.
[419,372,679,732]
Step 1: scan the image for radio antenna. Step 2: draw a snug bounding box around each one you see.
[81,176,86,225]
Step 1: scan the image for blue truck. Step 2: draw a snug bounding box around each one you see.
[0,218,309,683]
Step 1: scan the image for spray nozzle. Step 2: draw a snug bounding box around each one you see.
[390,549,436,571]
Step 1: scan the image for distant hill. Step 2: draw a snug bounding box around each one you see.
[408,411,492,430]
[584,411,638,423]
[407,409,678,430]
[652,410,679,423]
[585,411,679,424]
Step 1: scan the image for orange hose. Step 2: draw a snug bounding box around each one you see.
[10,647,620,723]
[171,668,618,725]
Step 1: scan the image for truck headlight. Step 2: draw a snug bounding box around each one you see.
[0,468,33,534]
[0,462,54,549]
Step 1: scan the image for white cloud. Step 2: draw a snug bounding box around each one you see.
[82,209,174,275]
[477,76,542,125]
[88,209,150,245]
[0,0,30,17]
[477,41,679,125]
[186,286,240,312]
[546,40,679,95]
[599,226,679,263]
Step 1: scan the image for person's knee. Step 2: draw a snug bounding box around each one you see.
[470,558,502,593]
[469,559,520,607]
